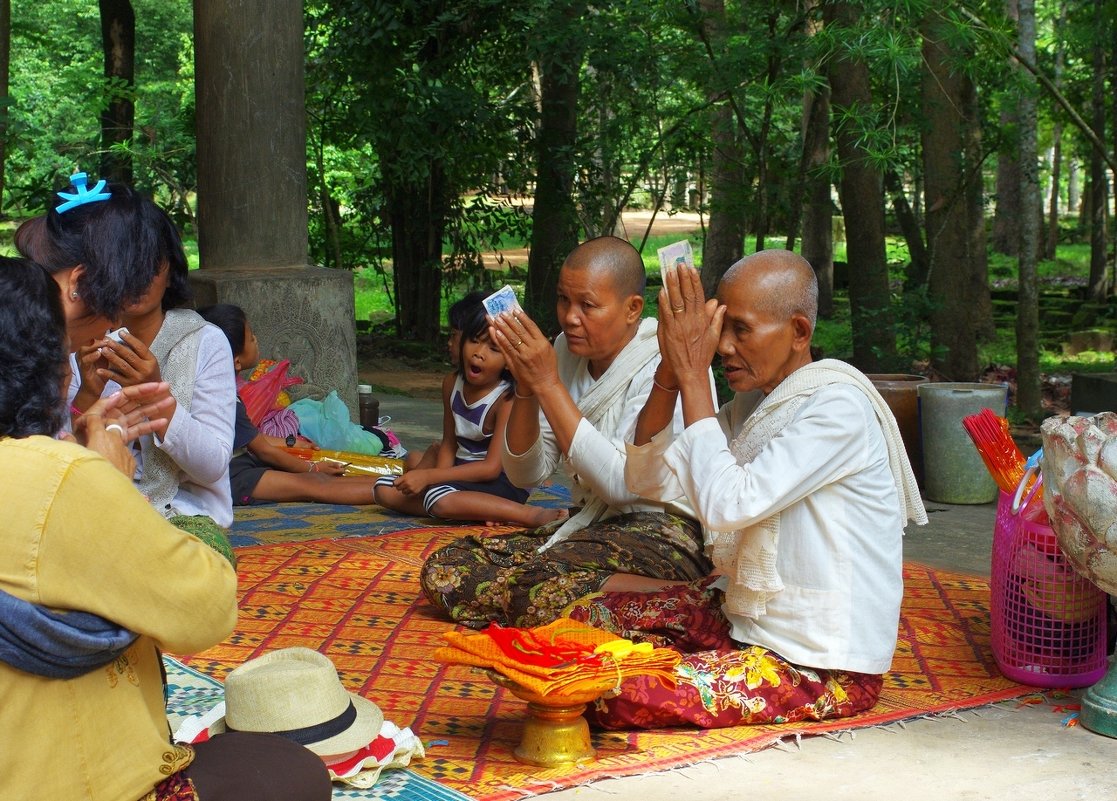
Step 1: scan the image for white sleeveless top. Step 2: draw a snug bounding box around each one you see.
[449,375,511,463]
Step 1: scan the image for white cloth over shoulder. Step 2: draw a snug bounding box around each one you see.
[625,358,926,674]
[501,317,702,551]
[711,359,926,618]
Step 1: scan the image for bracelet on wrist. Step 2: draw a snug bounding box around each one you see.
[513,387,535,400]
[653,376,679,393]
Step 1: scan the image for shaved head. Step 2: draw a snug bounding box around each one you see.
[720,249,818,329]
[562,236,646,299]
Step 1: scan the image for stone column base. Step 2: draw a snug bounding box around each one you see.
[189,266,358,415]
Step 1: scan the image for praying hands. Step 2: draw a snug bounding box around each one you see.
[487,308,558,398]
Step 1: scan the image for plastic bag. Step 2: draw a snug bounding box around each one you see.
[283,446,404,477]
[289,391,384,456]
[238,359,303,426]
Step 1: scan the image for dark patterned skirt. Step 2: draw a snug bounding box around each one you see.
[419,511,711,628]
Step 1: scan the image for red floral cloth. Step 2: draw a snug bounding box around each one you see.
[151,771,198,801]
[565,580,883,729]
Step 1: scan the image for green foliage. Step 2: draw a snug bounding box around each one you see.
[6,0,1113,375]
[442,194,532,295]
[304,0,538,336]
[7,0,195,215]
[7,1,103,207]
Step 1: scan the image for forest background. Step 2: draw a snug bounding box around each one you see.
[1,0,1116,421]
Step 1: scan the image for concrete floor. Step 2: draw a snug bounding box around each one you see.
[379,394,1117,800]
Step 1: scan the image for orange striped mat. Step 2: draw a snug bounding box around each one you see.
[175,529,1036,801]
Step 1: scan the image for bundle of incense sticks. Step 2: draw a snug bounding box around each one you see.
[962,407,1027,493]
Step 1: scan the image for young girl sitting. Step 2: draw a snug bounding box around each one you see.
[374,300,566,527]
[198,303,390,506]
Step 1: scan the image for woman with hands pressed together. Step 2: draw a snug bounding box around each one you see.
[419,236,714,629]
[631,250,727,447]
[14,177,179,431]
[21,177,237,528]
[78,223,236,528]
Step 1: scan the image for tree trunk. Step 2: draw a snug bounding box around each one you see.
[388,165,446,342]
[1016,0,1042,419]
[886,169,928,290]
[824,1,895,372]
[799,79,834,318]
[921,10,992,382]
[0,0,8,216]
[990,1,1021,257]
[314,133,343,272]
[701,102,747,297]
[1041,0,1067,259]
[697,0,747,298]
[1047,135,1063,261]
[1068,156,1079,215]
[526,2,585,335]
[991,143,1022,257]
[750,9,781,255]
[1112,3,1117,296]
[1087,0,1108,302]
[98,0,135,184]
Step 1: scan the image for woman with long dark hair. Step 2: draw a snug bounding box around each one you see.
[14,174,182,348]
[20,173,237,528]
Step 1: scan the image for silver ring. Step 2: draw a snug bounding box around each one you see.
[105,423,125,437]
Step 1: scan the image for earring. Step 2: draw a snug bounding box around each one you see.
[70,291,79,299]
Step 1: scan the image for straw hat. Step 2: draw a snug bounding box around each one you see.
[219,647,383,758]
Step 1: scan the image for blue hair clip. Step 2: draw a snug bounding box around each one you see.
[55,172,112,214]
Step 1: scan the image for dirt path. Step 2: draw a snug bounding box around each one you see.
[357,356,447,399]
[479,209,703,268]
[361,209,703,397]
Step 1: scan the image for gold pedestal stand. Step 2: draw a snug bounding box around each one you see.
[489,671,602,767]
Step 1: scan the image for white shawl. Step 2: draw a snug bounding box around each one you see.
[539,317,661,550]
[710,359,927,618]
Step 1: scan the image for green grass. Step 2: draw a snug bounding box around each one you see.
[353,266,399,324]
[635,232,704,276]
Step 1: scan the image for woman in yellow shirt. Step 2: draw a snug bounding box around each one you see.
[0,257,330,800]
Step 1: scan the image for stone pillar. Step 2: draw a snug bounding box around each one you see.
[192,0,357,411]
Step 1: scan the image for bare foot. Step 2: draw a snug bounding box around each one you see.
[483,507,569,528]
[527,507,569,527]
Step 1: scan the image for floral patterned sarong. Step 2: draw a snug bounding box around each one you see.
[566,581,883,729]
[420,512,710,629]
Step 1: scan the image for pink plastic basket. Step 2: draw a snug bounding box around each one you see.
[990,490,1109,687]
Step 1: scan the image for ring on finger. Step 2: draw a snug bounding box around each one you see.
[105,423,126,437]
[514,339,524,349]
[672,306,685,313]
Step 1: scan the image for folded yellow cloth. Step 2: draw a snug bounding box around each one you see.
[433,618,680,700]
